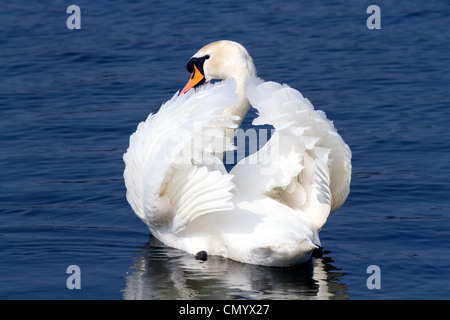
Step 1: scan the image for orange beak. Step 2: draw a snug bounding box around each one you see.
[180,64,205,95]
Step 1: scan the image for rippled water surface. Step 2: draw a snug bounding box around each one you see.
[1,0,449,299]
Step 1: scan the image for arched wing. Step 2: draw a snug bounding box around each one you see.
[230,79,351,229]
[123,79,239,233]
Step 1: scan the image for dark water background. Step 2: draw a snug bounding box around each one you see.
[1,0,449,299]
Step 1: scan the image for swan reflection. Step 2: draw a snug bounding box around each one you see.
[123,236,348,300]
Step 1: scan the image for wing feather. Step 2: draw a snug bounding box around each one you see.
[123,79,238,231]
[231,79,351,229]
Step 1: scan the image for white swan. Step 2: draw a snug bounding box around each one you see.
[123,40,351,267]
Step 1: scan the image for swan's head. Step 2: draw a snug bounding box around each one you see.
[180,40,256,95]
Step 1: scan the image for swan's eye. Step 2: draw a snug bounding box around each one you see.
[205,55,210,60]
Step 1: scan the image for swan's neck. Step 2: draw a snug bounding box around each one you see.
[222,60,256,129]
[216,76,250,157]
[222,77,250,128]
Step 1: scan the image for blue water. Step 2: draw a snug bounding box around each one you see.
[1,0,449,300]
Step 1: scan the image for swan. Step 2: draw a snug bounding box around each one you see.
[123,40,351,267]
